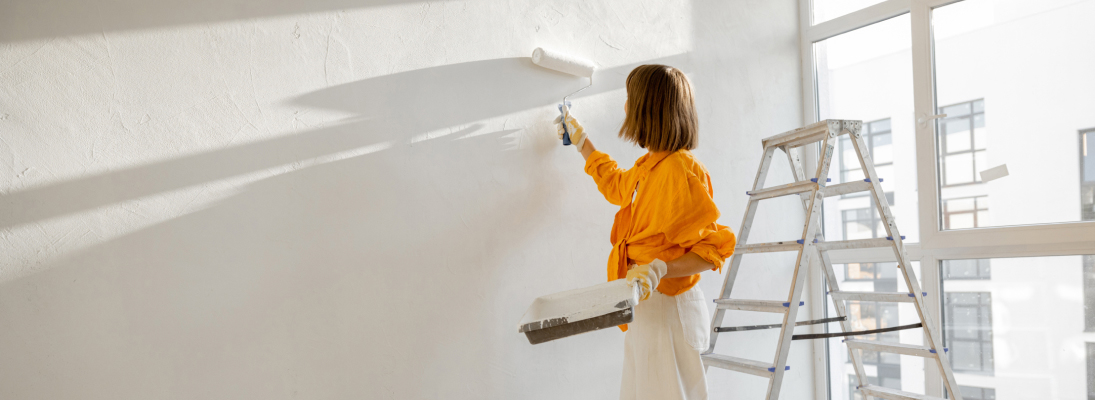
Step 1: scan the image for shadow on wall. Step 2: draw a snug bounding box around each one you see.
[0,57,564,398]
[0,53,693,398]
[0,55,692,231]
[0,0,452,43]
[0,58,560,230]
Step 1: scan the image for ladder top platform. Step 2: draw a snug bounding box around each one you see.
[761,119,862,149]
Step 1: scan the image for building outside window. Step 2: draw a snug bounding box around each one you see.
[944,292,995,374]
[938,99,990,230]
[938,99,987,187]
[958,385,997,400]
[838,119,896,240]
[943,195,988,230]
[942,258,991,280]
[840,119,893,191]
[839,262,903,398]
[1083,128,1094,221]
[1089,342,1095,400]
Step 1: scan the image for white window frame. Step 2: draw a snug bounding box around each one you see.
[796,1,1095,398]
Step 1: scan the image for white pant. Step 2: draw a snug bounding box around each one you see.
[620,286,710,400]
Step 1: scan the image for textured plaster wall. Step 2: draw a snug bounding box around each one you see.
[0,0,805,398]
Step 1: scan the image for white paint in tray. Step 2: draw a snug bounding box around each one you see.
[518,279,640,333]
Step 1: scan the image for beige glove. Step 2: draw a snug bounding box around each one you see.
[553,105,587,151]
[625,259,668,301]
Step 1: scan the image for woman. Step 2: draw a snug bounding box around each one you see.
[556,64,737,400]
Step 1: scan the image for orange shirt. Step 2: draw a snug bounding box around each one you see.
[585,149,737,298]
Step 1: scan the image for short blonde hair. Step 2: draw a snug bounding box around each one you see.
[618,64,698,152]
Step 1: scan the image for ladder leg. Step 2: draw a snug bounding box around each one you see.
[783,147,871,396]
[707,146,779,355]
[766,189,821,400]
[766,131,838,400]
[848,124,964,400]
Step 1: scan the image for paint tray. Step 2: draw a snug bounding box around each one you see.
[518,279,640,345]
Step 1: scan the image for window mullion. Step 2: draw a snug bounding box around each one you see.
[910,0,942,397]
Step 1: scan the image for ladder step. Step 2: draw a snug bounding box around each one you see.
[713,299,803,313]
[734,241,804,254]
[701,353,787,378]
[761,120,834,149]
[814,237,894,251]
[844,339,945,358]
[747,180,818,200]
[858,385,945,400]
[818,180,872,197]
[830,291,926,303]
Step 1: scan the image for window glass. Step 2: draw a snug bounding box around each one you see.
[940,255,1094,398]
[815,14,919,242]
[933,0,1095,229]
[827,262,924,400]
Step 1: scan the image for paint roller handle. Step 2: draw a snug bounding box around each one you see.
[557,102,573,146]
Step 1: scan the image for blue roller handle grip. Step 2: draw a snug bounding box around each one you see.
[558,102,573,146]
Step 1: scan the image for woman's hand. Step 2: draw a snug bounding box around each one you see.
[554,105,587,152]
[626,259,668,301]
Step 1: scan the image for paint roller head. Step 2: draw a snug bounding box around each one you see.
[532,47,596,147]
[531,47,596,78]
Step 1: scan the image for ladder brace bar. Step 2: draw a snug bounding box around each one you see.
[714,316,847,333]
[791,322,923,341]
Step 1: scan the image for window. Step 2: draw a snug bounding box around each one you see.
[848,301,901,387]
[1089,343,1095,400]
[837,120,898,241]
[937,99,987,188]
[943,292,994,374]
[1083,129,1094,221]
[814,14,920,243]
[941,259,990,280]
[840,119,894,192]
[940,255,1092,397]
[801,0,1095,397]
[1086,255,1095,332]
[842,207,884,240]
[958,386,996,400]
[932,0,1095,228]
[845,262,898,283]
[942,195,988,230]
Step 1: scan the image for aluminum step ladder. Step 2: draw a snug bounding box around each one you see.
[703,120,964,400]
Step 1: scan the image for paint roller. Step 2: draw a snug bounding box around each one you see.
[531,47,596,146]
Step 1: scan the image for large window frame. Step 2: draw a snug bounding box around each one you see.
[796,1,1095,398]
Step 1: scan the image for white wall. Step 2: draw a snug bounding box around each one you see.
[0,1,806,398]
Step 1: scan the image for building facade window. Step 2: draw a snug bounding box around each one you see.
[942,259,991,280]
[840,118,893,192]
[938,100,987,187]
[958,385,997,400]
[842,207,884,240]
[1088,343,1095,400]
[837,119,895,240]
[943,195,988,230]
[944,292,995,374]
[841,262,902,398]
[1082,129,1094,221]
[1085,255,1095,333]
